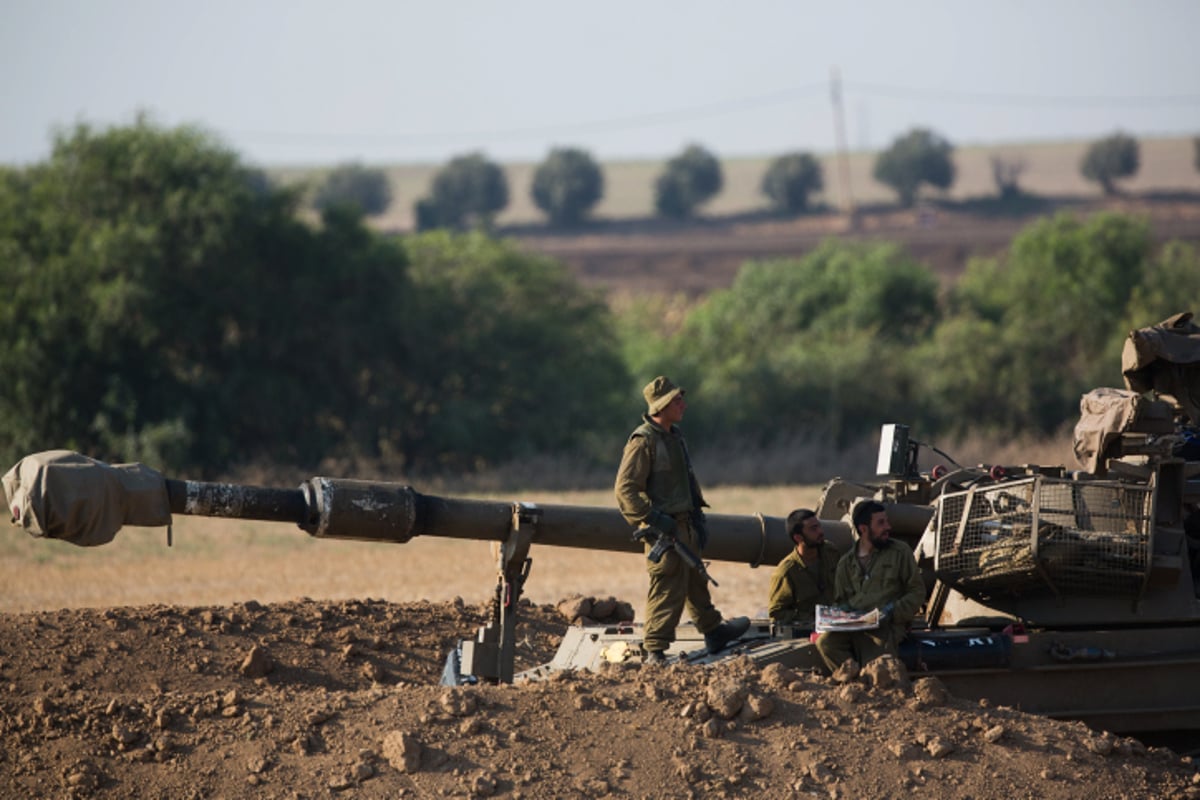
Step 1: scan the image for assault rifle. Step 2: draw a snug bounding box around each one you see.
[632,525,719,587]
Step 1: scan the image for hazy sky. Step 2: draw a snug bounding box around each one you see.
[3,0,1198,167]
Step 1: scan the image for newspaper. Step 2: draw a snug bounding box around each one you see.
[815,605,881,633]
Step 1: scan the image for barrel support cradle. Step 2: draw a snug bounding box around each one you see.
[457,502,542,683]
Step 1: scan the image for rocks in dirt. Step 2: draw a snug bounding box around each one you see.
[383,730,423,773]
[239,645,274,678]
[465,770,497,796]
[62,760,104,792]
[439,688,478,717]
[739,693,774,722]
[760,662,801,691]
[924,735,956,758]
[861,654,909,690]
[706,676,749,719]
[831,658,860,683]
[910,675,950,708]
[556,594,635,626]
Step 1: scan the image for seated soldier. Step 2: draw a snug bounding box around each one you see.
[768,508,840,628]
[816,500,925,671]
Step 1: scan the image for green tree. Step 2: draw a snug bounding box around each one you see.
[761,152,824,213]
[645,240,939,444]
[312,162,393,216]
[1080,132,1139,196]
[400,232,628,466]
[931,212,1153,434]
[1120,241,1200,337]
[654,144,723,219]
[417,152,509,231]
[0,119,414,474]
[873,128,956,207]
[531,147,604,227]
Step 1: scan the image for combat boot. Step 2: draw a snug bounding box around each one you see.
[704,616,750,654]
[643,649,667,665]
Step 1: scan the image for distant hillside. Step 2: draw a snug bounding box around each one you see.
[270,135,1200,233]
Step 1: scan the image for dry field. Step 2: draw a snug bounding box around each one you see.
[0,483,823,619]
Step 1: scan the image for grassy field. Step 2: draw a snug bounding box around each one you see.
[271,135,1200,232]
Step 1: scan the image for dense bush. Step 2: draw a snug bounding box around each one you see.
[654,144,723,219]
[312,162,392,216]
[873,128,956,207]
[761,152,824,213]
[398,232,629,467]
[531,147,604,227]
[1080,132,1140,196]
[927,212,1156,434]
[622,240,940,445]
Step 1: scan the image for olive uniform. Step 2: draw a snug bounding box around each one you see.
[615,416,721,653]
[816,538,924,670]
[767,544,841,626]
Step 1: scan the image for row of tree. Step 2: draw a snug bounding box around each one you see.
[313,130,1194,230]
[2,120,1197,479]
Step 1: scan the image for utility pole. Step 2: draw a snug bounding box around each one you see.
[830,67,857,229]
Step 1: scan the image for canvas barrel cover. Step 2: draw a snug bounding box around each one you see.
[1122,311,1200,425]
[2,450,171,546]
[1072,388,1174,475]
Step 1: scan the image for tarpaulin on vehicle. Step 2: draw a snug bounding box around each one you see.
[1073,387,1174,475]
[2,450,170,546]
[1122,311,1200,425]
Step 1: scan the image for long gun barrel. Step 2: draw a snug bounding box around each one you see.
[169,475,804,567]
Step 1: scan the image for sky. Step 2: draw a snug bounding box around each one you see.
[3,0,1199,168]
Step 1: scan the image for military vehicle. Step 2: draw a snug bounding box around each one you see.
[4,313,1199,741]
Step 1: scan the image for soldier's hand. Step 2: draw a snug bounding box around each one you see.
[646,509,678,537]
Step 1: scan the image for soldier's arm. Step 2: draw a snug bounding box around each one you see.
[767,563,798,623]
[614,436,654,526]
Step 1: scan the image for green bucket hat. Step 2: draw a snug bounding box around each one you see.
[643,376,684,415]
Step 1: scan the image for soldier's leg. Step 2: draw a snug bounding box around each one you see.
[815,631,857,672]
[679,525,722,634]
[857,626,901,664]
[643,547,688,653]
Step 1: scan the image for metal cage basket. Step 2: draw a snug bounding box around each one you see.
[932,476,1153,599]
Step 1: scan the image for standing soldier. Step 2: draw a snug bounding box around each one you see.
[615,376,749,664]
[768,508,841,628]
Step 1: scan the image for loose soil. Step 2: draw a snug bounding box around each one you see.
[4,596,1200,799]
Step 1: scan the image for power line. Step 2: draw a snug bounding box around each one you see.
[227,83,829,146]
[847,81,1200,107]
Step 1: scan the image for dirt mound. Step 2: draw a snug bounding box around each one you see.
[2,598,1198,799]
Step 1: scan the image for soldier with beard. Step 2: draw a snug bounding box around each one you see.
[816,500,925,671]
[767,508,840,628]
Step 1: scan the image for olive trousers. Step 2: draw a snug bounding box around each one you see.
[642,520,722,653]
[816,624,902,672]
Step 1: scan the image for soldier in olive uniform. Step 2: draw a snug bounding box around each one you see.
[816,500,925,671]
[768,508,841,627]
[615,376,749,664]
